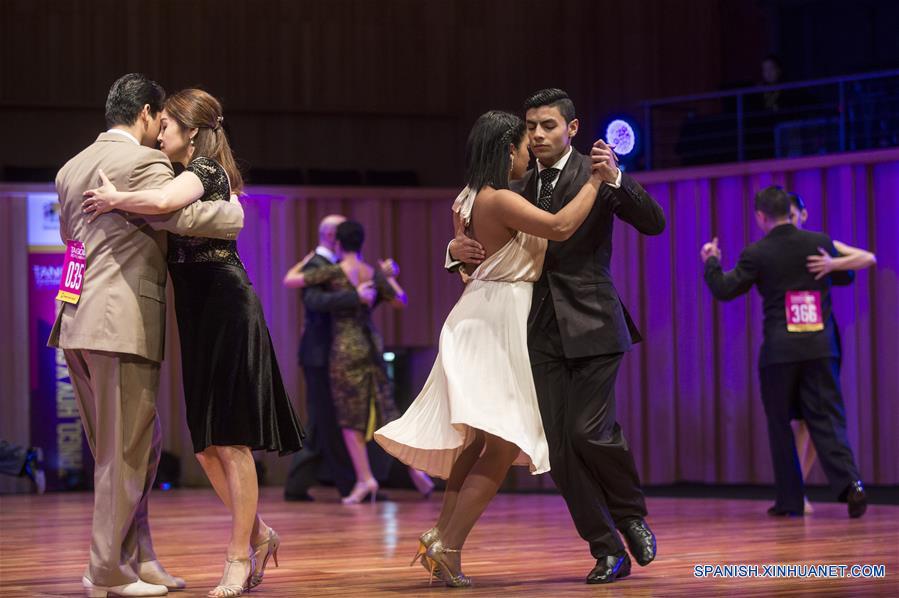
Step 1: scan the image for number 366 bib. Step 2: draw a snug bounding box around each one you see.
[785,290,823,332]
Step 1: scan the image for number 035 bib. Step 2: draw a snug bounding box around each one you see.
[785,290,823,332]
[56,240,87,304]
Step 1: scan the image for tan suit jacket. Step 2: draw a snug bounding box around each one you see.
[48,132,244,362]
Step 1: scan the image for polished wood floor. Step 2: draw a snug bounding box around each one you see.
[1,487,896,597]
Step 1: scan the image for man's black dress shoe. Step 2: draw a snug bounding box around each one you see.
[843,481,867,518]
[586,553,631,584]
[767,506,803,517]
[620,518,656,566]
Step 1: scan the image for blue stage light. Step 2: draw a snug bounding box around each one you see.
[602,115,642,169]
[605,119,637,155]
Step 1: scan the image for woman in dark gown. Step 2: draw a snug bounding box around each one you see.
[83,89,302,598]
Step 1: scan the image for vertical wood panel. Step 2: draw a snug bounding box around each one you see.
[1,149,897,491]
[642,183,676,482]
[0,196,29,493]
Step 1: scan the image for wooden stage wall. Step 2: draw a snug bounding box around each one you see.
[0,0,766,186]
[1,149,897,492]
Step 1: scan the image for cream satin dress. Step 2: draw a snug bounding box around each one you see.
[375,187,550,477]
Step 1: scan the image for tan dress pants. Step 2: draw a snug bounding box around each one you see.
[63,349,162,586]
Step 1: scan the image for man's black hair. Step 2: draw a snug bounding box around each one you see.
[336,220,365,252]
[523,88,576,123]
[754,186,792,218]
[105,73,165,128]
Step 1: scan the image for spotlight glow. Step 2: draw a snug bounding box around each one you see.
[605,119,636,155]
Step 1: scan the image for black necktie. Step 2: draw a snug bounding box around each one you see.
[537,167,560,211]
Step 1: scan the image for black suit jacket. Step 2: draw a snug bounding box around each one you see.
[703,223,853,367]
[298,254,359,368]
[520,148,666,359]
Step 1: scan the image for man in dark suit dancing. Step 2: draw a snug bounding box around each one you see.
[449,89,665,584]
[701,186,866,518]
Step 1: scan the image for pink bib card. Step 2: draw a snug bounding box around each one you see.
[56,240,86,304]
[785,290,823,332]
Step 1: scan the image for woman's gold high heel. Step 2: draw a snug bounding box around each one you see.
[426,539,472,588]
[410,527,442,579]
[248,528,280,588]
[208,554,256,598]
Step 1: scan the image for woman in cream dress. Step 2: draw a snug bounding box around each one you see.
[375,110,612,586]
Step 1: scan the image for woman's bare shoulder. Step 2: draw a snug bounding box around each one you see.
[477,187,523,208]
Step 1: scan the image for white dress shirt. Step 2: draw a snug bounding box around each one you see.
[106,128,140,145]
[315,245,338,264]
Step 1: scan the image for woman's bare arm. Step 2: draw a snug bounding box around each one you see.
[488,140,613,241]
[385,275,407,308]
[83,169,205,218]
[832,240,877,269]
[491,176,601,241]
[807,239,877,279]
[282,252,316,288]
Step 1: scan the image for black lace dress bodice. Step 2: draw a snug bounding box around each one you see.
[165,156,303,455]
[167,157,243,267]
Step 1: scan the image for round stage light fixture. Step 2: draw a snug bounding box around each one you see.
[605,118,638,156]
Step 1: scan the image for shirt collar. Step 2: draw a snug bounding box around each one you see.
[106,128,140,146]
[315,245,338,263]
[537,146,573,173]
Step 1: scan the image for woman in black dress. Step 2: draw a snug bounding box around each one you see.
[83,88,303,598]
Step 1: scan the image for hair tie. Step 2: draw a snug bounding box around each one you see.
[212,115,224,131]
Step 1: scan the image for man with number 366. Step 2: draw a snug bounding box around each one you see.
[700,185,867,520]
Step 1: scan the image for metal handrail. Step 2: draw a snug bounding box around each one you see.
[639,68,899,107]
[639,68,899,169]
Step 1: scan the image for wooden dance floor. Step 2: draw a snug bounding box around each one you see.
[1,487,895,597]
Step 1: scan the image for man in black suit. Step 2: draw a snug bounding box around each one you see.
[701,186,866,518]
[284,214,376,500]
[449,89,665,584]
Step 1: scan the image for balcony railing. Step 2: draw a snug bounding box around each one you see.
[639,69,899,170]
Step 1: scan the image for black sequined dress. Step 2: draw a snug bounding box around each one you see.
[168,157,304,454]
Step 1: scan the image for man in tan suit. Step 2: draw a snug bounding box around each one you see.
[49,73,244,597]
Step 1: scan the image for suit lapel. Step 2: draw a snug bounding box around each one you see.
[551,148,584,212]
